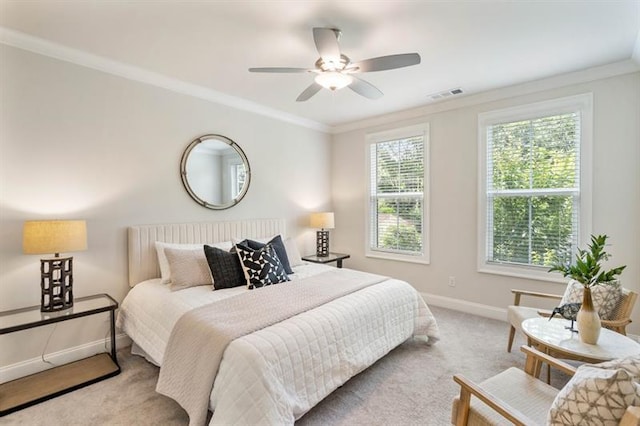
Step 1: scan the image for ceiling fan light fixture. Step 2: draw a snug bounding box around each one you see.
[314,71,352,91]
[250,28,421,101]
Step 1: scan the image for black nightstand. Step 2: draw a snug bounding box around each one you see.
[0,294,121,416]
[302,252,350,268]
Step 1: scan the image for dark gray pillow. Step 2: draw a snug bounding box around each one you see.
[203,245,246,290]
[235,243,289,290]
[239,235,293,274]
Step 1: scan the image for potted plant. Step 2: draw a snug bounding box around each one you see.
[549,234,626,344]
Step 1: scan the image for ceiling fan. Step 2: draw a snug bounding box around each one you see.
[249,27,421,102]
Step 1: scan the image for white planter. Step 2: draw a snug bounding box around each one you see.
[577,287,601,344]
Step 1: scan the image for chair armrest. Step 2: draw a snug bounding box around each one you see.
[521,345,577,377]
[619,406,640,426]
[453,374,537,426]
[511,289,562,305]
[602,318,632,328]
[602,318,632,335]
[537,309,553,318]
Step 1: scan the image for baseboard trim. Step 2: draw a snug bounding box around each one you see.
[422,293,640,343]
[0,333,131,384]
[421,292,508,322]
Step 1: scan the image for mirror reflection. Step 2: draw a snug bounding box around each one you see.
[180,134,251,209]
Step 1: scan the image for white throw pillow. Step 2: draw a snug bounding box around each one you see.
[548,356,640,425]
[284,237,303,267]
[164,247,213,291]
[155,241,232,284]
[560,280,622,320]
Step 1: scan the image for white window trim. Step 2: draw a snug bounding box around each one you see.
[477,93,593,282]
[365,123,430,264]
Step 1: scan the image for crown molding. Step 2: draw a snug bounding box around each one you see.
[330,59,640,134]
[3,26,637,137]
[0,26,330,134]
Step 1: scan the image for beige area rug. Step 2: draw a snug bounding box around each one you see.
[2,306,567,425]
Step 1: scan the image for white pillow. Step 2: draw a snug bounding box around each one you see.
[155,241,233,284]
[164,247,213,291]
[284,237,303,267]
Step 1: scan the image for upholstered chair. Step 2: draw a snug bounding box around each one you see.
[452,346,640,426]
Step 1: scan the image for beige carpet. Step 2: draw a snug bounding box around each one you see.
[2,306,567,425]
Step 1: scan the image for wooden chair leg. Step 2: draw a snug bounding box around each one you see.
[456,387,471,426]
[507,325,516,352]
[524,340,544,379]
[620,406,640,426]
[546,363,551,384]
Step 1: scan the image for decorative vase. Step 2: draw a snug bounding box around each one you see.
[576,286,601,344]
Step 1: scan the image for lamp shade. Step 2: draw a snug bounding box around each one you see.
[310,212,335,229]
[23,220,87,255]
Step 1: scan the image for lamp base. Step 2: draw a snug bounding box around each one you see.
[40,256,74,312]
[316,230,330,257]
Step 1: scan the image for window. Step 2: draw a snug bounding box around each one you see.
[230,163,246,198]
[478,94,592,281]
[366,124,429,263]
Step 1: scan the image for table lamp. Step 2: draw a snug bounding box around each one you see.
[23,220,87,312]
[310,212,334,257]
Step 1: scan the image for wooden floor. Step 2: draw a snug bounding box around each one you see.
[0,353,119,414]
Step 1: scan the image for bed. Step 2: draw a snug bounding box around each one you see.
[117,219,439,425]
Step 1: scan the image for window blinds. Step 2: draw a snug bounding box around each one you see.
[486,112,580,267]
[370,136,424,254]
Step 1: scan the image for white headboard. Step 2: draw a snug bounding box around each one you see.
[128,219,285,286]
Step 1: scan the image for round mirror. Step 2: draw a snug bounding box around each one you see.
[180,134,251,210]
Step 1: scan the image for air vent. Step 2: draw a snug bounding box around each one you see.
[427,87,464,101]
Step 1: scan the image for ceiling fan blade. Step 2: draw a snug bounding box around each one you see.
[348,76,383,100]
[352,53,421,73]
[249,67,310,73]
[296,82,323,102]
[313,27,341,64]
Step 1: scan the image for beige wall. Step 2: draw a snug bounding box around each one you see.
[0,45,331,368]
[1,41,638,373]
[331,72,640,333]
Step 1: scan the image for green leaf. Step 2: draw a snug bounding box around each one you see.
[548,234,626,287]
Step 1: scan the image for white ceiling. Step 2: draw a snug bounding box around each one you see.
[1,1,639,129]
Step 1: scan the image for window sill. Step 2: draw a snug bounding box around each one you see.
[478,263,567,284]
[365,252,430,265]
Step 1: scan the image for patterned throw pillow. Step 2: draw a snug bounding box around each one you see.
[548,356,640,425]
[560,280,622,320]
[235,235,294,274]
[235,243,290,290]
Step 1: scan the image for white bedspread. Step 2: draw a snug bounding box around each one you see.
[117,264,439,425]
[117,263,333,365]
